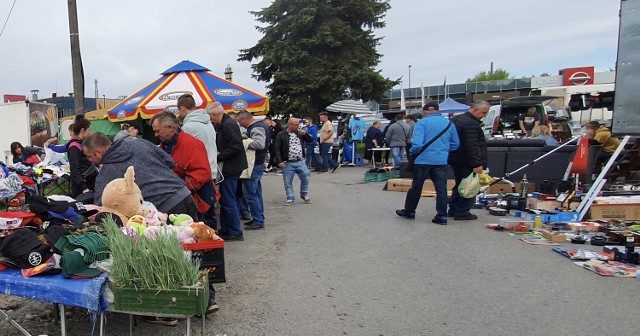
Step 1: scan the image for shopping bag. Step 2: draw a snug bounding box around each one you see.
[458,173,480,198]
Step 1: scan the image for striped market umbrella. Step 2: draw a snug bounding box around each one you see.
[108,60,269,121]
[325,99,374,115]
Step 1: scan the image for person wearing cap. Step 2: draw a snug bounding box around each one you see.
[82,132,198,218]
[396,102,459,224]
[113,121,142,142]
[151,111,214,219]
[448,101,491,221]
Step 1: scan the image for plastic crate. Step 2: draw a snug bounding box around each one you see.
[364,171,390,182]
[113,280,209,315]
[183,240,225,283]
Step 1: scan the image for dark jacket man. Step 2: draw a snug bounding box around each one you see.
[273,129,313,165]
[215,113,248,176]
[448,112,487,169]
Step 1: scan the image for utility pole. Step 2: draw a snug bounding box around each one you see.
[67,0,84,115]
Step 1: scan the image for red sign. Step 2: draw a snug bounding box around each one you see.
[561,66,595,86]
[3,94,27,103]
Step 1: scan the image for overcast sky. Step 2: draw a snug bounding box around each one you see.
[0,0,621,101]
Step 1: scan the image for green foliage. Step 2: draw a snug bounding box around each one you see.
[539,72,551,77]
[466,68,511,82]
[238,0,396,118]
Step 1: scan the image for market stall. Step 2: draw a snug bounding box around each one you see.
[108,60,269,122]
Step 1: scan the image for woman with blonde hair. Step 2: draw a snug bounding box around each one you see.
[531,125,558,145]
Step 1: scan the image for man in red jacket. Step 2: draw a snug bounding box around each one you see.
[151,112,213,216]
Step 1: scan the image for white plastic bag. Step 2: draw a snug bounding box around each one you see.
[458,173,480,198]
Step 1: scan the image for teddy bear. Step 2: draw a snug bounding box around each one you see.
[141,201,167,226]
[99,166,148,225]
[190,222,220,242]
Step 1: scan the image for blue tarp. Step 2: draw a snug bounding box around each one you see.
[439,97,470,113]
[0,269,108,312]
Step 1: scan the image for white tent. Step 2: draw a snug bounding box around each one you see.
[325,100,374,115]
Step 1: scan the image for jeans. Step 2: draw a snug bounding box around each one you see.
[282,161,310,201]
[449,165,475,216]
[305,143,321,170]
[242,164,265,225]
[236,182,251,219]
[404,164,448,217]
[218,172,242,237]
[319,143,338,172]
[390,146,405,168]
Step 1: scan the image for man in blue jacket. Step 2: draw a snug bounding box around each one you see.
[303,117,321,171]
[396,102,459,224]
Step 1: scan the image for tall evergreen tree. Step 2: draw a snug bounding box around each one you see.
[238,0,396,117]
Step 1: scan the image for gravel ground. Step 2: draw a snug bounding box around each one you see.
[2,165,638,335]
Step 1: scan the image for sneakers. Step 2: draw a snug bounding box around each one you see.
[453,213,478,220]
[303,197,312,204]
[245,223,265,230]
[284,200,294,206]
[431,216,448,225]
[206,303,220,315]
[142,316,178,327]
[276,172,283,176]
[332,164,341,173]
[395,209,415,220]
[240,212,253,221]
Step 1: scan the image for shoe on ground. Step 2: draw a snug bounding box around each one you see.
[317,171,329,174]
[142,316,178,327]
[219,234,245,241]
[395,209,415,220]
[244,220,254,226]
[206,303,219,315]
[240,213,253,221]
[245,223,265,230]
[285,200,294,206]
[453,213,478,220]
[432,216,448,225]
[332,164,341,173]
[303,197,312,204]
[276,172,283,176]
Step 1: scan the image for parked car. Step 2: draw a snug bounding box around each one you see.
[490,96,572,139]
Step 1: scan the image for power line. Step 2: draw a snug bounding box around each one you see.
[0,0,17,39]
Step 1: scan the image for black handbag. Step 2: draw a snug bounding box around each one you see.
[406,121,452,172]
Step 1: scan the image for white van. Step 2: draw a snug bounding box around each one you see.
[482,105,500,135]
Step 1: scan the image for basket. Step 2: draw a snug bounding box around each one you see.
[113,279,209,315]
[182,240,226,283]
[364,171,390,182]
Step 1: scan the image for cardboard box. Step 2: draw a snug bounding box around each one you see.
[486,182,535,195]
[589,204,640,221]
[387,179,455,193]
[539,230,568,243]
[527,198,580,212]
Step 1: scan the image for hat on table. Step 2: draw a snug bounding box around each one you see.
[61,251,101,279]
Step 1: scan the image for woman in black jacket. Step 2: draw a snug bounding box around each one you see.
[68,115,96,197]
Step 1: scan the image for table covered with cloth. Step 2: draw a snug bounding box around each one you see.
[0,269,108,312]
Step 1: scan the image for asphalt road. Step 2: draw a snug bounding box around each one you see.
[3,166,637,335]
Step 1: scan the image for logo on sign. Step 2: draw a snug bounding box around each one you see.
[124,96,143,105]
[164,105,179,113]
[117,110,126,119]
[159,91,192,101]
[214,89,243,97]
[232,100,248,110]
[28,252,42,266]
[568,72,591,86]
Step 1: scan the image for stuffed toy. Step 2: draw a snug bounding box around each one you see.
[190,222,220,242]
[143,225,173,240]
[173,225,196,244]
[100,166,149,224]
[169,214,194,227]
[141,201,167,226]
[126,215,147,235]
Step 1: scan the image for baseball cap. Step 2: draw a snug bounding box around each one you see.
[44,225,67,246]
[422,102,440,111]
[0,229,53,269]
[61,251,101,279]
[27,195,70,215]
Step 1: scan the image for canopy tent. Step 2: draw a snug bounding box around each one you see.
[108,60,269,122]
[325,100,374,115]
[59,108,121,141]
[438,97,469,113]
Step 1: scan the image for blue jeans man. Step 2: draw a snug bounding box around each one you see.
[242,164,266,228]
[401,164,449,224]
[319,142,338,172]
[390,146,406,168]
[218,173,243,239]
[305,143,321,171]
[282,160,310,204]
[449,165,475,217]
